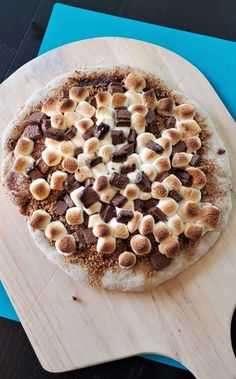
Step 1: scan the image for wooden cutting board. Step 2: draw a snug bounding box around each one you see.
[0,37,235,378]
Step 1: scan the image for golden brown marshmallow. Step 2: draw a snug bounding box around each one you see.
[202,204,220,230]
[130,234,152,255]
[29,178,50,200]
[58,98,76,113]
[174,103,195,119]
[184,223,204,240]
[45,138,60,149]
[112,222,129,239]
[69,86,89,102]
[154,156,171,173]
[151,182,168,199]
[159,236,179,258]
[121,184,140,200]
[58,141,75,157]
[162,128,182,145]
[138,215,154,235]
[131,113,146,134]
[128,104,148,116]
[124,73,146,92]
[177,120,201,138]
[75,118,94,134]
[186,167,207,189]
[88,213,103,228]
[42,148,62,166]
[28,210,51,230]
[14,138,34,155]
[128,211,143,233]
[71,133,84,148]
[98,144,115,163]
[64,111,81,128]
[184,137,201,153]
[45,221,67,241]
[97,236,116,254]
[50,171,68,190]
[42,97,60,116]
[13,155,34,173]
[51,113,67,130]
[95,91,111,107]
[162,174,182,191]
[158,197,178,216]
[179,186,201,202]
[62,157,79,173]
[65,207,84,225]
[139,191,152,201]
[172,152,192,168]
[93,223,113,238]
[118,252,136,269]
[157,98,175,114]
[166,214,184,236]
[180,200,202,221]
[142,89,158,110]
[75,166,93,182]
[55,235,76,256]
[96,105,114,120]
[125,90,143,106]
[83,137,100,154]
[76,101,95,118]
[140,148,158,163]
[122,200,135,211]
[111,93,128,108]
[126,153,141,168]
[153,221,171,242]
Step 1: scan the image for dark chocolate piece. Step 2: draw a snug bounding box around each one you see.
[172,141,187,155]
[150,252,171,271]
[134,198,144,212]
[55,200,68,216]
[190,153,201,166]
[95,123,110,140]
[116,210,133,224]
[64,174,80,192]
[111,150,127,163]
[149,206,166,222]
[217,148,226,155]
[143,198,159,210]
[168,190,183,203]
[22,124,41,140]
[110,192,128,208]
[79,186,99,208]
[165,116,176,129]
[28,112,46,125]
[64,193,74,208]
[115,109,131,127]
[155,171,170,182]
[127,129,137,144]
[25,165,43,180]
[36,157,49,174]
[64,126,77,141]
[72,231,86,250]
[41,118,51,133]
[115,239,127,254]
[83,126,96,140]
[43,127,64,141]
[175,170,192,187]
[74,146,83,155]
[110,172,129,189]
[95,176,108,191]
[111,130,125,145]
[146,141,164,154]
[118,143,135,156]
[145,120,160,136]
[100,204,116,222]
[135,171,151,192]
[145,110,156,124]
[84,177,95,187]
[85,156,102,168]
[120,164,136,174]
[107,82,124,95]
[83,228,98,245]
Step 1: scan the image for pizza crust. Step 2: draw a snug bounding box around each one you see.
[1,65,232,291]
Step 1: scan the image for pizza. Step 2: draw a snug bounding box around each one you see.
[1,65,232,291]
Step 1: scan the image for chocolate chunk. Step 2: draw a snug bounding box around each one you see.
[26,165,43,180]
[115,109,131,127]
[74,146,83,155]
[217,148,226,155]
[145,121,160,136]
[145,110,156,124]
[44,127,64,141]
[100,204,116,222]
[111,150,127,162]
[88,96,96,107]
[150,252,171,271]
[79,186,99,208]
[64,193,74,208]
[64,174,80,192]
[64,126,77,141]
[172,141,187,155]
[168,190,183,203]
[175,170,192,187]
[36,157,49,174]
[143,198,159,210]
[165,116,176,129]
[83,126,96,140]
[110,172,129,189]
[115,239,127,254]
[146,141,164,154]
[83,228,97,245]
[118,143,135,156]
[120,164,136,174]
[127,129,137,144]
[155,171,170,182]
[95,123,110,140]
[85,156,102,168]
[190,153,201,166]
[149,206,166,222]
[135,171,151,192]
[95,176,108,191]
[56,200,68,216]
[72,230,86,250]
[110,192,128,207]
[41,118,51,133]
[107,82,124,95]
[28,112,46,125]
[134,198,144,212]
[84,177,95,187]
[22,124,41,140]
[116,210,133,224]
[112,130,125,145]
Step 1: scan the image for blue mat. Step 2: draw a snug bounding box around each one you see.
[1,2,236,371]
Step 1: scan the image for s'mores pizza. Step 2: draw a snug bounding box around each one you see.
[1,66,231,291]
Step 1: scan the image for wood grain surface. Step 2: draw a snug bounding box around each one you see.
[0,37,235,378]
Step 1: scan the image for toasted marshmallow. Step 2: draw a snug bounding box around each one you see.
[158,197,178,216]
[55,235,76,256]
[142,89,158,110]
[126,153,141,168]
[88,213,103,228]
[184,137,201,153]
[179,200,202,221]
[83,137,100,154]
[131,113,146,134]
[111,93,128,108]
[140,164,157,181]
[15,138,34,155]
[174,103,195,119]
[45,221,67,241]
[139,148,158,163]
[124,73,146,92]
[97,236,116,254]
[96,106,114,121]
[62,157,79,173]
[109,219,129,239]
[84,202,102,215]
[118,251,136,268]
[162,128,182,145]
[13,155,34,173]
[75,166,93,182]
[153,221,171,242]
[184,223,203,240]
[30,178,50,200]
[139,191,152,200]
[155,137,171,156]
[28,210,51,230]
[51,113,67,131]
[136,133,156,154]
[177,120,201,138]
[77,153,93,166]
[75,118,94,135]
[106,161,122,174]
[100,187,117,203]
[70,187,85,207]
[121,200,135,211]
[128,211,143,233]
[65,207,83,225]
[50,171,68,190]
[125,90,143,106]
[186,167,207,189]
[42,97,59,116]
[157,98,175,115]
[93,223,113,238]
[45,138,60,149]
[42,148,62,166]
[58,141,75,157]
[71,132,84,148]
[92,163,108,178]
[139,215,154,235]
[151,182,168,199]
[99,133,112,147]
[159,236,179,258]
[64,111,81,128]
[69,86,89,102]
[95,91,111,107]
[166,214,184,236]
[99,144,115,163]
[127,170,139,184]
[154,156,171,173]
[128,104,148,116]
[121,184,140,200]
[162,174,182,191]
[179,186,201,202]
[76,101,95,118]
[58,98,76,113]
[202,204,220,230]
[130,234,151,255]
[172,152,193,168]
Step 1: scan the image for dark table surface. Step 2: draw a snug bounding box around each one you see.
[0,1,236,378]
